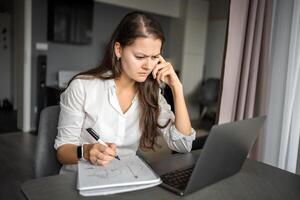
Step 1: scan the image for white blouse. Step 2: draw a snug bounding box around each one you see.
[54,78,196,158]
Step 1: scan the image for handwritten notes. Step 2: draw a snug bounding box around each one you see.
[77,155,161,196]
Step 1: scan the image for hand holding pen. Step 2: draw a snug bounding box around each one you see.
[85,128,120,166]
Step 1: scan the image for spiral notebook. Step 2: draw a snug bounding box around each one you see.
[77,155,161,196]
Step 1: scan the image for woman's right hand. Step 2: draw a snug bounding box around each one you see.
[83,143,117,166]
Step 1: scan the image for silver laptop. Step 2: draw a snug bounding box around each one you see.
[150,116,266,196]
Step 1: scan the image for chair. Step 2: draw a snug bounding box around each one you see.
[198,78,220,119]
[34,105,62,178]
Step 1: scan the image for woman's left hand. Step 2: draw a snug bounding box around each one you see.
[152,55,182,89]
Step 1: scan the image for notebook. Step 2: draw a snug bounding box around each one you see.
[77,155,161,196]
[151,116,266,196]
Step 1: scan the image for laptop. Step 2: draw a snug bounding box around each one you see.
[150,116,266,196]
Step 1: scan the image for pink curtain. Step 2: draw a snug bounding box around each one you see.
[218,0,273,159]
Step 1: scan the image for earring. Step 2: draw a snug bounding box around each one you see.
[117,57,120,61]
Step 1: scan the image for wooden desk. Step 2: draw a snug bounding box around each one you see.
[21,151,300,200]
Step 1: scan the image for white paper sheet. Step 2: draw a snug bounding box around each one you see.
[77,155,161,196]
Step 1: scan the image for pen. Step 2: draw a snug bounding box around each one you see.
[86,128,121,160]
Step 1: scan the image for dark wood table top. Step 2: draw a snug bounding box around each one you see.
[21,150,300,200]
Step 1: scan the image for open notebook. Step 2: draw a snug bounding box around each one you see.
[77,155,161,196]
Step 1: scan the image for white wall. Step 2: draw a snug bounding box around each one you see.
[168,2,185,71]
[181,0,209,119]
[95,0,181,17]
[204,19,227,79]
[262,0,293,168]
[204,0,229,79]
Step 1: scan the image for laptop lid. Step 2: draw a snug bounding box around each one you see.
[184,116,266,195]
[151,116,266,195]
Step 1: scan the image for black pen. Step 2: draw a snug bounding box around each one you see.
[86,128,121,160]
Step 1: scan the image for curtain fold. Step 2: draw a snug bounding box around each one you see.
[218,0,273,160]
[236,0,265,119]
[218,0,271,122]
[278,0,300,172]
[218,0,249,124]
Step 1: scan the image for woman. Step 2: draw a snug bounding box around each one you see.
[54,11,196,171]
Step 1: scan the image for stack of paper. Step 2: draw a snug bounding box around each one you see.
[77,155,161,196]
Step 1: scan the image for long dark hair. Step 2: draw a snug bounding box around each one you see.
[66,11,170,150]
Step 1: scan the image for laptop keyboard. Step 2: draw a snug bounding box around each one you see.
[161,166,194,191]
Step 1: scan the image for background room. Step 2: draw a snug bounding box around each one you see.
[0,0,229,198]
[0,0,229,147]
[2,0,300,199]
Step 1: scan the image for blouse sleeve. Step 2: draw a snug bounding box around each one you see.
[158,91,196,153]
[54,79,85,150]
